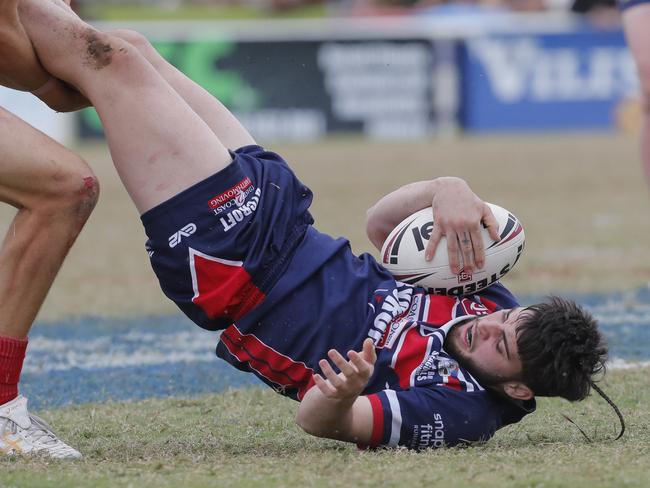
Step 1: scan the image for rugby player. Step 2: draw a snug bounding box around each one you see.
[620,0,650,189]
[15,0,611,450]
[0,0,96,458]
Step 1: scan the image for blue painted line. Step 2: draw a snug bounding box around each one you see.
[18,289,650,410]
[21,362,260,410]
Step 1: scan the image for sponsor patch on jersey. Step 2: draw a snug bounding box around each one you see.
[367,285,414,346]
[458,298,490,316]
[381,317,411,349]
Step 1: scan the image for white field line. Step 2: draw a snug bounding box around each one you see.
[607,358,650,370]
[23,330,220,374]
[23,330,650,374]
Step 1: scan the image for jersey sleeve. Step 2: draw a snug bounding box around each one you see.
[363,387,501,450]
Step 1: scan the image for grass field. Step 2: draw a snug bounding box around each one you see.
[1,368,649,487]
[2,134,650,486]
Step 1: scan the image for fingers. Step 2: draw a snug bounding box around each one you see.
[313,373,337,396]
[319,357,344,389]
[315,342,376,399]
[469,226,485,270]
[425,224,443,262]
[432,217,497,273]
[327,349,356,377]
[458,230,475,273]
[445,229,460,274]
[361,338,377,364]
[482,205,501,242]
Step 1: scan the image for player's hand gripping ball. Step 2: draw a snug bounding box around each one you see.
[380,203,525,296]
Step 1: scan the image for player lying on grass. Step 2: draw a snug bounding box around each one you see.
[15,0,614,450]
[0,0,97,459]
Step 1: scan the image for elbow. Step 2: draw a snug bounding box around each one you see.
[365,205,385,251]
[295,410,320,437]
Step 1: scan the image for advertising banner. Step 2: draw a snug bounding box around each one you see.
[79,38,459,141]
[461,30,639,132]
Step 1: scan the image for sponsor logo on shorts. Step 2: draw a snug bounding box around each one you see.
[208,177,254,215]
[220,188,262,232]
[168,223,197,248]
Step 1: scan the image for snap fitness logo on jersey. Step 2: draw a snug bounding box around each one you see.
[168,223,197,248]
[208,177,254,215]
[367,286,414,346]
[412,415,445,450]
[220,188,262,232]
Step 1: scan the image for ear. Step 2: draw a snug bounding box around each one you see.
[501,381,534,401]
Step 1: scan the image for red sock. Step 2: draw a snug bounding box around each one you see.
[0,335,28,406]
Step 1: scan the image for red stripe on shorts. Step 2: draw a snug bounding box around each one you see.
[220,325,315,400]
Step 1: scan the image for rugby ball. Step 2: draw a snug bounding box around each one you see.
[380,203,525,296]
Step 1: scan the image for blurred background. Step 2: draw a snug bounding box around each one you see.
[2,0,647,320]
[1,0,637,145]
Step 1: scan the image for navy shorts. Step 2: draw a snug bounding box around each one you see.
[140,145,314,331]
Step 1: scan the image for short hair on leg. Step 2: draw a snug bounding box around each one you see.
[516,296,607,401]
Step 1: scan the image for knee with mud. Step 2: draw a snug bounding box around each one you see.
[107,29,163,69]
[80,29,124,71]
[107,29,150,52]
[80,30,155,88]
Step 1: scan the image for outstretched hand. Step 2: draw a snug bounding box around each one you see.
[313,338,377,402]
[425,177,500,274]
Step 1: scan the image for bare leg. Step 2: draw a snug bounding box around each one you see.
[0,0,88,111]
[19,0,232,214]
[623,5,650,190]
[0,108,96,462]
[0,3,94,458]
[0,0,49,91]
[0,108,98,338]
[108,29,256,150]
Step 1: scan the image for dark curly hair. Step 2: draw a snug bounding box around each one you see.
[516,296,607,401]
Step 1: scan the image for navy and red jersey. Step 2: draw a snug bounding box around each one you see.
[141,145,535,450]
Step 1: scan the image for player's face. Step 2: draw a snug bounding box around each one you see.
[446,308,526,386]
